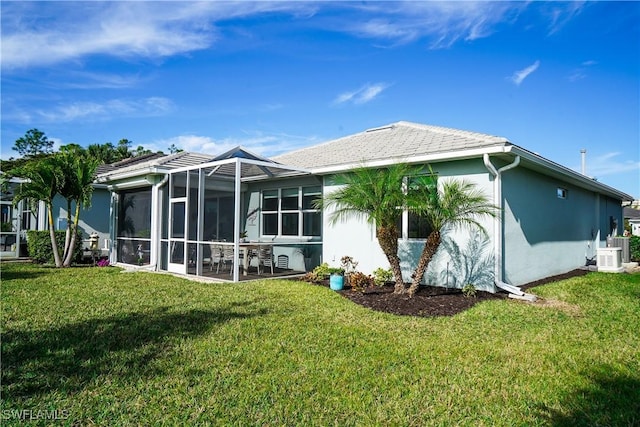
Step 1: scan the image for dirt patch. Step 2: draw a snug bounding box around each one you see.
[532,298,582,316]
[312,269,590,318]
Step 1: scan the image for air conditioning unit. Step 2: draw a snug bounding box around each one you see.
[596,247,624,273]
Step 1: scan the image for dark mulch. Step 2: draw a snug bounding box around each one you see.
[317,269,590,318]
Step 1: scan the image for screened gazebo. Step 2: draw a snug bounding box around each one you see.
[97,147,322,282]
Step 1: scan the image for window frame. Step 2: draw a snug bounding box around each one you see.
[260,186,321,238]
[399,173,436,240]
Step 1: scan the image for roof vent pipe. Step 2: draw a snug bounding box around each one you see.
[581,149,587,175]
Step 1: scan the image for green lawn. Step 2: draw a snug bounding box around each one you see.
[2,263,639,426]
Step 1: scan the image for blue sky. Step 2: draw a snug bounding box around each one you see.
[2,1,639,198]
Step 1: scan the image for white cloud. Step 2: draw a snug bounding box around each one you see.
[342,1,525,49]
[148,131,321,157]
[568,60,597,82]
[577,152,640,178]
[510,61,540,86]
[33,97,173,123]
[0,2,318,69]
[546,1,586,35]
[333,82,390,106]
[0,1,590,71]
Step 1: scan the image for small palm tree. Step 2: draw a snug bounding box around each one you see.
[408,179,497,296]
[58,147,99,266]
[11,155,65,267]
[315,163,423,293]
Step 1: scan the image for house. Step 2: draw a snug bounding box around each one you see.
[7,121,629,289]
[624,206,640,236]
[274,121,632,288]
[92,121,632,291]
[0,167,113,261]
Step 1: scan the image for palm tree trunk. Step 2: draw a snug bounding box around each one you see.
[62,200,72,261]
[47,204,62,268]
[408,230,441,296]
[377,226,406,293]
[63,202,81,267]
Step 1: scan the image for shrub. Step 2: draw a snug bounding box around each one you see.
[96,258,110,267]
[340,256,358,274]
[349,271,373,293]
[26,230,83,265]
[372,267,393,286]
[301,271,320,283]
[312,263,331,278]
[630,236,640,262]
[462,284,477,298]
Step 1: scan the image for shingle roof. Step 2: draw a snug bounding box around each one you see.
[624,207,640,219]
[96,152,167,175]
[96,151,216,180]
[272,121,511,170]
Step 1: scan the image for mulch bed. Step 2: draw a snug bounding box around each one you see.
[317,269,590,318]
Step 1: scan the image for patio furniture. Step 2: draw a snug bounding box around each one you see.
[277,254,289,270]
[1,234,16,251]
[208,243,223,273]
[221,246,235,275]
[258,246,274,275]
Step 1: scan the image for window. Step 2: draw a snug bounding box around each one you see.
[21,198,33,230]
[281,188,299,236]
[261,186,321,237]
[557,187,567,199]
[262,190,278,235]
[405,175,435,239]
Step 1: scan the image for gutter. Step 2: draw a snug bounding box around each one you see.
[310,145,511,175]
[483,153,536,301]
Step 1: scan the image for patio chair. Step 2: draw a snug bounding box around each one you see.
[277,254,289,270]
[221,246,235,275]
[257,246,274,275]
[1,235,16,251]
[208,243,223,273]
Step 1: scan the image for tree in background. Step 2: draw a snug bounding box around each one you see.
[87,142,119,164]
[168,143,183,154]
[13,128,54,158]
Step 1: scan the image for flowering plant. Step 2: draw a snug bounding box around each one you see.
[96,258,110,267]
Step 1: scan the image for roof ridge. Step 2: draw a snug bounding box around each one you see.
[394,121,510,143]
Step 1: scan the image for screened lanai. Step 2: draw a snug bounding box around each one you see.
[159,148,320,282]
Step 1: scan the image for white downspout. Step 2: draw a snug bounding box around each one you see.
[483,153,520,287]
[151,175,169,271]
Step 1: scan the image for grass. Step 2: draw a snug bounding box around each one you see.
[1,263,639,426]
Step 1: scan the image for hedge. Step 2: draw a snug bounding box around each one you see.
[631,235,640,262]
[26,230,84,265]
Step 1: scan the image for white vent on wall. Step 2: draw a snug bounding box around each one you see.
[596,247,624,273]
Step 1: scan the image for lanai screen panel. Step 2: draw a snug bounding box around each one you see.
[117,188,152,265]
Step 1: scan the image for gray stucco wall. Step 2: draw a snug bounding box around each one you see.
[52,187,111,251]
[321,159,497,291]
[502,166,623,286]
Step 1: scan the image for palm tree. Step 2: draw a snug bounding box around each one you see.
[10,155,64,267]
[407,179,498,296]
[315,163,423,293]
[58,147,99,266]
